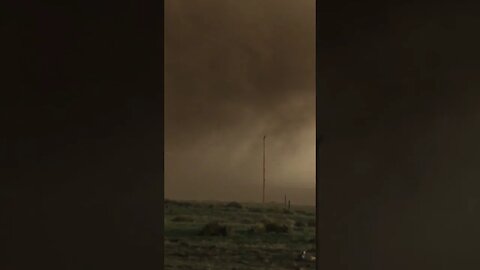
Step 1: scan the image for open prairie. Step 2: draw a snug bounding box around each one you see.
[164,200,316,270]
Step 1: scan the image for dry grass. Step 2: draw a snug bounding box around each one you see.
[164,200,316,270]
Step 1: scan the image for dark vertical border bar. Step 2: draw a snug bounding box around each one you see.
[160,0,165,268]
[315,0,321,269]
[2,0,165,268]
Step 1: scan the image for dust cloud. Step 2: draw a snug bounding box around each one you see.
[165,0,316,205]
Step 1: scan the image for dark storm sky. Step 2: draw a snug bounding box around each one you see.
[165,0,316,205]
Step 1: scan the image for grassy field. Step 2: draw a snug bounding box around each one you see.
[164,200,316,270]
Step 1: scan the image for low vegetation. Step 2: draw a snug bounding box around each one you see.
[225,201,243,209]
[164,199,316,270]
[199,221,231,236]
[263,221,290,233]
[171,215,195,222]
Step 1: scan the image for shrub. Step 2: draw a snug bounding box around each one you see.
[178,201,193,207]
[260,216,274,224]
[294,220,306,227]
[265,207,280,213]
[165,200,193,208]
[171,216,194,222]
[247,223,266,234]
[199,221,231,236]
[247,207,263,213]
[239,218,254,224]
[225,201,243,209]
[263,221,290,233]
[296,210,315,216]
[296,210,307,215]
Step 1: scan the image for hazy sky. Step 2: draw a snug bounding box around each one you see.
[165,0,315,205]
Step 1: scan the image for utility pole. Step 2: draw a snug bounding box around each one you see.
[284,194,287,209]
[263,135,266,204]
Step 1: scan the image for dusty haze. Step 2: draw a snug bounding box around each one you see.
[165,0,315,205]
